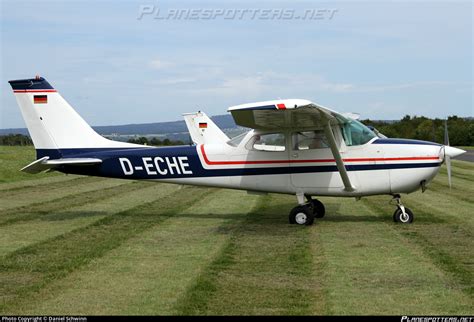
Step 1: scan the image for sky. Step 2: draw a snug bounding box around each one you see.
[0,0,472,128]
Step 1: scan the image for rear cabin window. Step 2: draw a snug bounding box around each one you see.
[227,131,248,147]
[249,133,286,152]
[293,131,329,150]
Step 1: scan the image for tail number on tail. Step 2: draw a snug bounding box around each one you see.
[119,157,192,176]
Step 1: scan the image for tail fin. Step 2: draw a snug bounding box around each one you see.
[183,111,229,145]
[8,76,142,159]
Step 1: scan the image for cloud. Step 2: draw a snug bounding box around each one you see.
[149,58,174,70]
[156,77,197,85]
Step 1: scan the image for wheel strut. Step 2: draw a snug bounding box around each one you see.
[391,194,414,223]
[393,194,407,218]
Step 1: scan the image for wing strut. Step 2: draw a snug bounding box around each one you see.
[323,120,355,192]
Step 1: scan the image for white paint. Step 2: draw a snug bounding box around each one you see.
[11,80,462,200]
[13,92,149,150]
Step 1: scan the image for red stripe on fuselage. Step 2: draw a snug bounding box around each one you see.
[13,89,57,93]
[199,145,440,166]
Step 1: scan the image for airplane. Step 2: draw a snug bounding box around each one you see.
[8,76,466,226]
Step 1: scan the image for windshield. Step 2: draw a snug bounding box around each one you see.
[340,120,376,146]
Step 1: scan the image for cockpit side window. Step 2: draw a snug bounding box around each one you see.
[247,133,286,152]
[292,130,329,150]
[340,120,376,146]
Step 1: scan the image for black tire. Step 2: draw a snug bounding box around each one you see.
[311,199,326,218]
[392,209,398,222]
[289,206,315,226]
[393,207,414,224]
[289,207,297,224]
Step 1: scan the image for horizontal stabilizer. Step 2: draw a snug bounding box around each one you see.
[21,157,102,174]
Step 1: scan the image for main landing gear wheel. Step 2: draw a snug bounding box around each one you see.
[393,207,414,223]
[310,199,326,218]
[289,206,315,226]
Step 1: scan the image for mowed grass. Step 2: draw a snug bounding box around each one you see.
[0,146,473,315]
[0,146,61,183]
[457,146,474,151]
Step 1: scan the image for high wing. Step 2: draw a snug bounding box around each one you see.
[228,99,355,191]
[21,157,102,174]
[228,99,350,130]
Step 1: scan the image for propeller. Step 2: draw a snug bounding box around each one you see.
[444,120,452,188]
[443,119,466,189]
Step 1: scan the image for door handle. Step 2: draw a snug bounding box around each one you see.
[292,153,298,158]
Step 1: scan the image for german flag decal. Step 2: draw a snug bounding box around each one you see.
[199,122,208,129]
[34,95,48,104]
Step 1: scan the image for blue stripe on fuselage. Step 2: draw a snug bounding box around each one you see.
[36,146,441,180]
[36,147,161,159]
[372,138,441,146]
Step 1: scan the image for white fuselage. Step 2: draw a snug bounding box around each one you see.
[152,129,443,197]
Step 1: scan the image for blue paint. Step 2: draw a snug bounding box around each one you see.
[231,105,277,111]
[37,146,441,180]
[8,77,54,90]
[372,138,441,146]
[36,147,151,159]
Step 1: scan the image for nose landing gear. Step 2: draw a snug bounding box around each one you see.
[391,194,414,223]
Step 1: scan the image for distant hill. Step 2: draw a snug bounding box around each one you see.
[0,114,238,137]
[3,114,472,146]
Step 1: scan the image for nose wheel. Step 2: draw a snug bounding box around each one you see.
[391,194,414,223]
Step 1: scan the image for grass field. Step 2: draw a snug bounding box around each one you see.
[0,146,472,315]
[457,146,474,151]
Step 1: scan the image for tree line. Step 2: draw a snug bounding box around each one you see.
[363,115,474,146]
[0,134,33,146]
[1,115,473,146]
[126,137,186,146]
[0,134,185,147]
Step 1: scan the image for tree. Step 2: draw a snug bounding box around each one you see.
[415,119,434,141]
[0,134,33,146]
